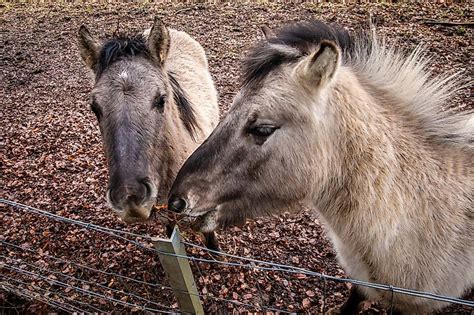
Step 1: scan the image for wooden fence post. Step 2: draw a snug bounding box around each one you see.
[152,226,204,315]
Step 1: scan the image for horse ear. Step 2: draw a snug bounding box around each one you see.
[297,40,340,89]
[147,17,170,66]
[78,25,100,69]
[260,25,275,39]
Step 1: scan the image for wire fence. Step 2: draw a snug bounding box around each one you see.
[1,198,473,313]
[1,277,87,313]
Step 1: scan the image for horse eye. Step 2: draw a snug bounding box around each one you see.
[153,95,166,109]
[249,125,278,143]
[90,100,102,120]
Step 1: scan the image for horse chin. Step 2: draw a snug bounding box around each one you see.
[119,204,153,224]
[121,214,149,224]
[190,210,219,233]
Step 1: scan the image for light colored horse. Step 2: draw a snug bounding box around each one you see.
[168,21,473,313]
[77,17,219,249]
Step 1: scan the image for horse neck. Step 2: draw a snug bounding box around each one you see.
[313,68,466,238]
[157,98,197,197]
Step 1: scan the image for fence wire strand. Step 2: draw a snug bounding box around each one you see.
[1,240,292,313]
[1,198,473,311]
[1,254,174,311]
[1,275,104,313]
[1,277,86,313]
[2,264,175,314]
[1,283,79,313]
[1,240,166,289]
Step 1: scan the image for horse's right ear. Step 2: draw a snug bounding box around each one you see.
[260,25,275,40]
[78,25,100,69]
[148,17,170,66]
[295,40,340,91]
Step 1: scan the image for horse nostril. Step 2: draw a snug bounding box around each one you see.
[143,180,153,199]
[106,189,123,211]
[168,197,187,213]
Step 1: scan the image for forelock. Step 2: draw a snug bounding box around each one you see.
[96,34,151,79]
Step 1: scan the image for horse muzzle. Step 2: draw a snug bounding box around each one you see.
[106,180,157,224]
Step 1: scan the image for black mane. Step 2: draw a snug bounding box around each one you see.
[169,72,199,140]
[96,35,150,78]
[243,21,354,86]
[96,35,198,139]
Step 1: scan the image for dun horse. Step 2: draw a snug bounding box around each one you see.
[168,21,473,313]
[78,17,220,249]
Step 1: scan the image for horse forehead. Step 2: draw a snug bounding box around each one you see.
[110,66,157,93]
[118,70,129,80]
[110,59,158,83]
[237,74,293,108]
[117,69,135,90]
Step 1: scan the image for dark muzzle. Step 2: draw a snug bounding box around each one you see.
[108,177,153,212]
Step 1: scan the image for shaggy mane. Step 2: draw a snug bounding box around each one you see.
[243,20,473,148]
[243,21,353,86]
[349,36,473,147]
[168,72,199,140]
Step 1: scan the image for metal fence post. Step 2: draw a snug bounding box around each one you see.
[152,226,204,315]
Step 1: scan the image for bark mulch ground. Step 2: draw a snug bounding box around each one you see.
[1,2,472,314]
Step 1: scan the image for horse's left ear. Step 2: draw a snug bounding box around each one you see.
[148,17,170,66]
[296,40,340,90]
[260,25,275,40]
[78,25,100,69]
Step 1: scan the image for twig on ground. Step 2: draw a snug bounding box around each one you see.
[422,20,474,27]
